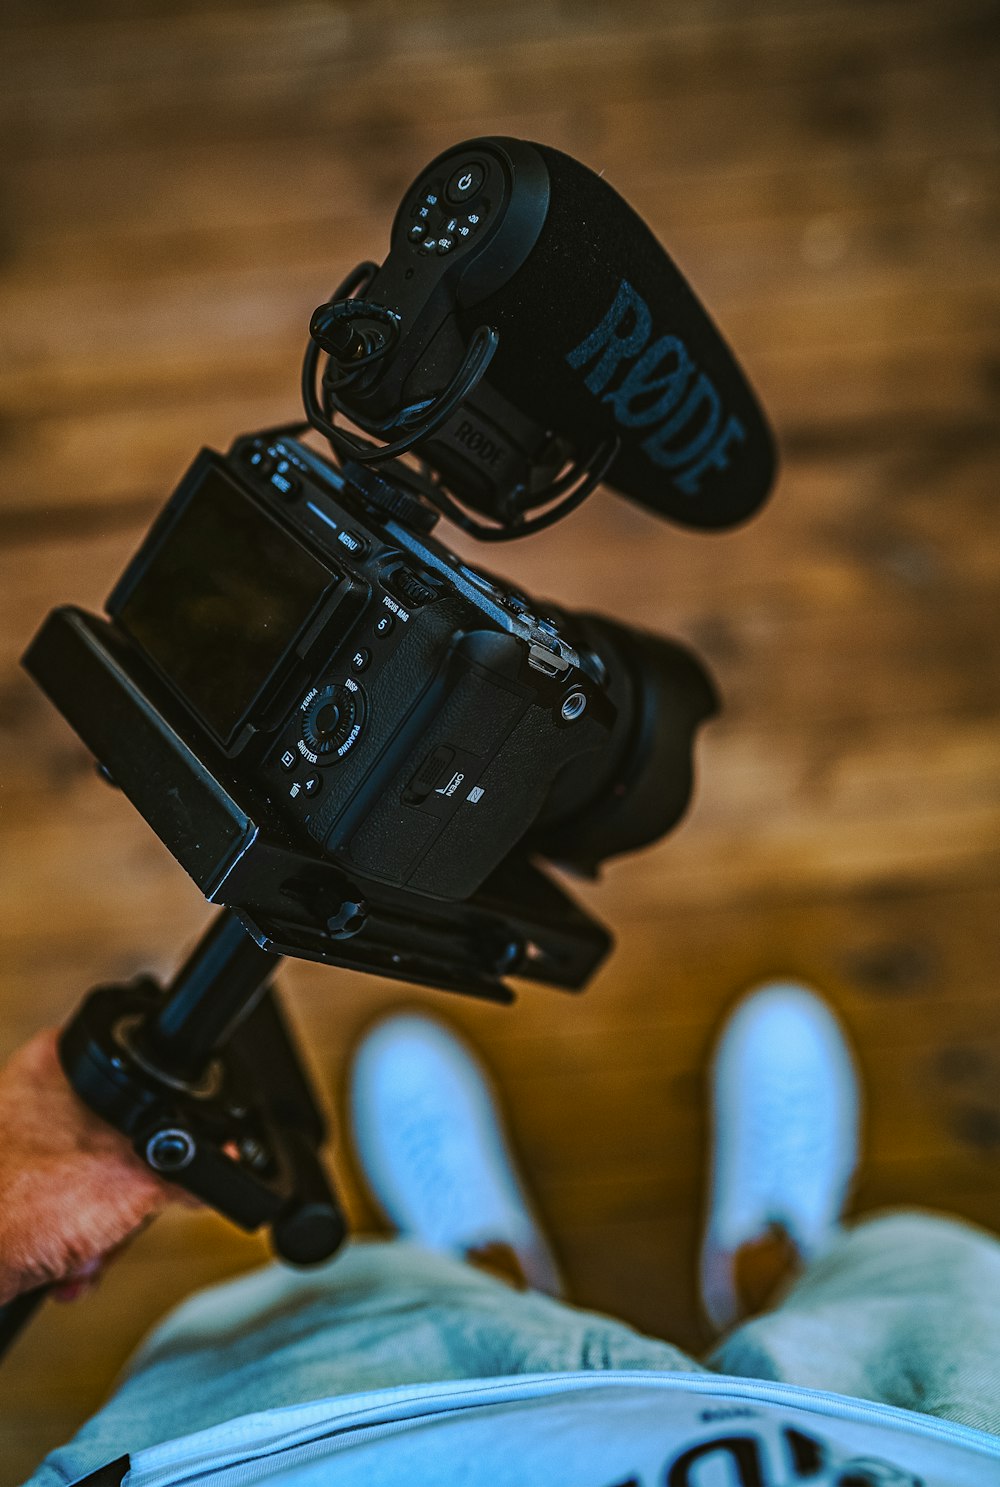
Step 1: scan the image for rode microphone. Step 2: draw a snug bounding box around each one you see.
[306,137,776,537]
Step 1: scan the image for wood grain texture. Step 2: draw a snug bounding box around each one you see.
[1,0,998,1478]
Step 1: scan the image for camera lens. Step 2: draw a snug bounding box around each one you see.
[529,615,718,872]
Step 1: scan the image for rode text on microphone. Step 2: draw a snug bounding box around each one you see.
[307,136,774,534]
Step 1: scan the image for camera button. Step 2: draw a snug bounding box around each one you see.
[245,448,275,478]
[302,773,322,797]
[375,614,394,637]
[271,470,300,500]
[338,529,370,558]
[279,748,298,772]
[351,647,371,673]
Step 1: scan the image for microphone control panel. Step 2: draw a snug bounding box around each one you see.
[398,150,500,264]
[386,137,551,314]
[334,139,550,436]
[406,184,489,257]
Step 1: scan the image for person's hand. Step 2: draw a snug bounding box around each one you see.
[0,1028,186,1304]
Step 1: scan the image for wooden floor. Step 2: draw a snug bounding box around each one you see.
[1,0,999,1477]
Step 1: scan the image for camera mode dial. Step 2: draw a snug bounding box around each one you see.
[299,677,366,766]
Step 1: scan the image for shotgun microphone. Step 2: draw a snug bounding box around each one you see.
[307,137,777,537]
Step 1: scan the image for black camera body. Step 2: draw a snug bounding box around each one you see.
[109,432,622,904]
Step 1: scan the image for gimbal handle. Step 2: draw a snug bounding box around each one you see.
[0,910,347,1362]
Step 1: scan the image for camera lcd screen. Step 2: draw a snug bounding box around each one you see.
[117,466,333,742]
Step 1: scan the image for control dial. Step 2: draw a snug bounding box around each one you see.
[299,677,366,766]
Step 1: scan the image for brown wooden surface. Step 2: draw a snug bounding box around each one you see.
[1,0,999,1478]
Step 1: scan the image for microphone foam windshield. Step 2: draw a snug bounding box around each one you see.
[461,142,776,530]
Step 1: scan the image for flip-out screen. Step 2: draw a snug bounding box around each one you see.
[117,466,332,742]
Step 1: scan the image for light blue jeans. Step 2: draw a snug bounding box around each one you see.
[26,1210,1000,1485]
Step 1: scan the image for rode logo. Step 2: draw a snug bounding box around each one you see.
[454,419,504,469]
[566,279,746,495]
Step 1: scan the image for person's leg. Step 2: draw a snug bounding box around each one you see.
[349,1011,564,1295]
[710,1209,1000,1434]
[700,981,861,1332]
[700,982,1000,1435]
[345,1010,704,1378]
[29,1234,704,1485]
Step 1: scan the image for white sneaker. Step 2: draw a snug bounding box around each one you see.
[700,981,861,1332]
[349,1012,562,1295]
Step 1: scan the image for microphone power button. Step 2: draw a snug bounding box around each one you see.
[446,162,485,203]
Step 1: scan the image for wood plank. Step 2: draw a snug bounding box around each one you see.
[3,540,1000,723]
[1,699,997,937]
[1,132,996,279]
[3,258,998,408]
[4,481,999,763]
[2,1,997,168]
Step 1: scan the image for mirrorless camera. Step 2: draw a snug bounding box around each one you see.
[112,426,720,905]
